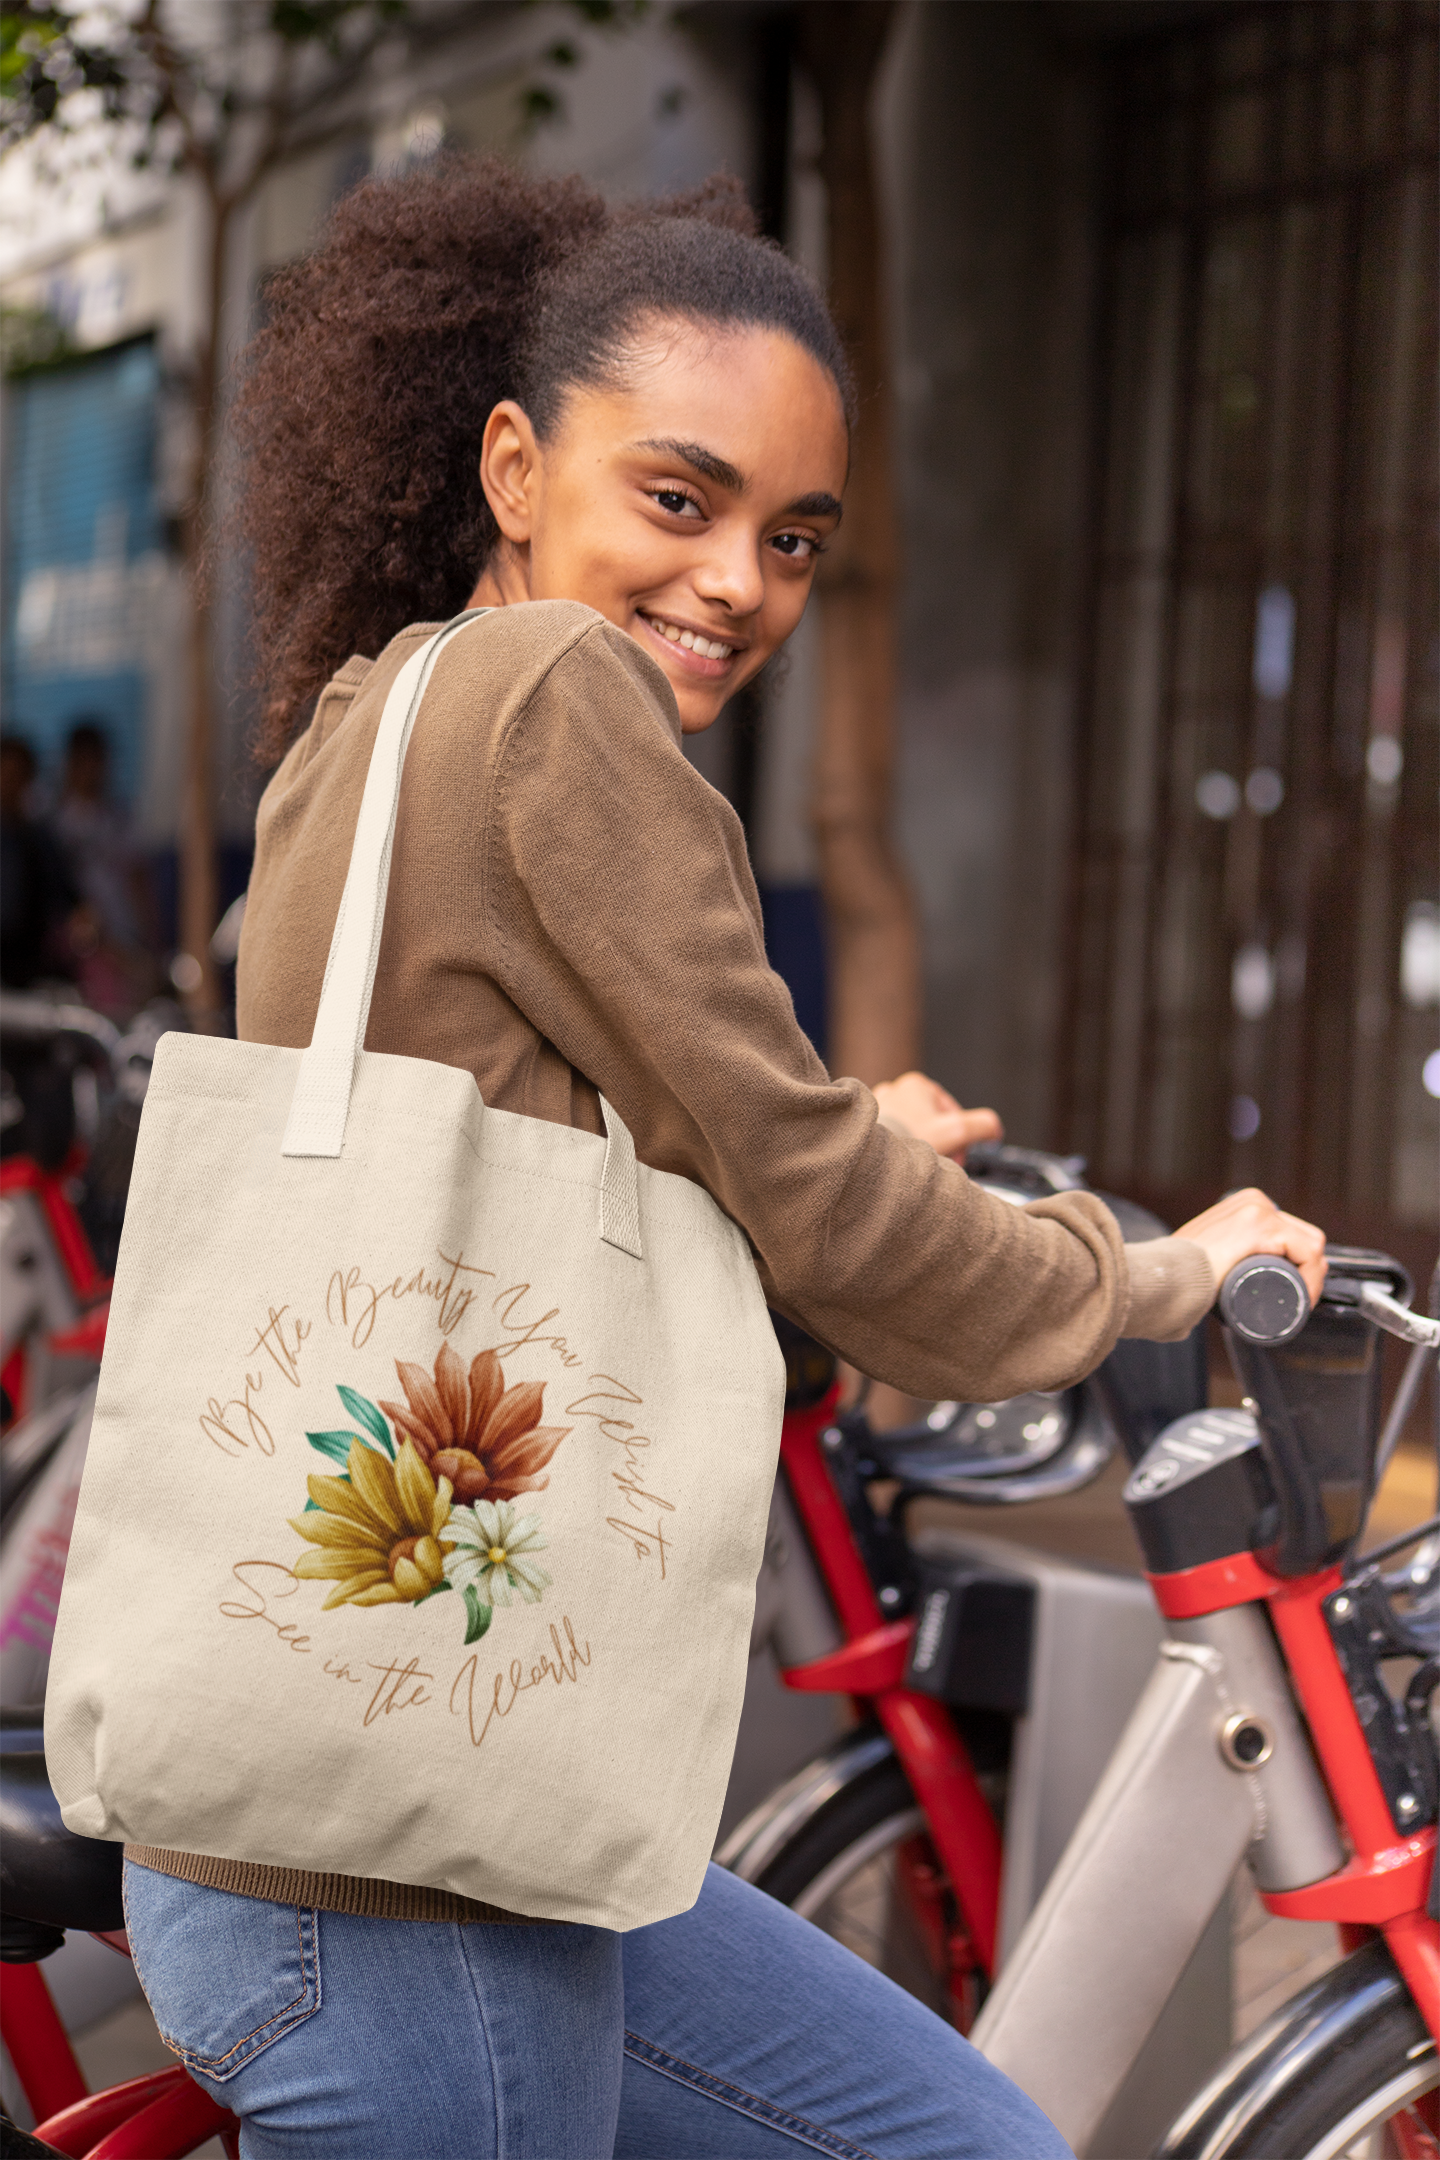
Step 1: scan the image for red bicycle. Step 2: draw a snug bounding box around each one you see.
[3,1150,1435,2156]
[723,1197,1439,2156]
[1,1000,226,2156]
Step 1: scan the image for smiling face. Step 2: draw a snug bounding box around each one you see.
[469,321,849,733]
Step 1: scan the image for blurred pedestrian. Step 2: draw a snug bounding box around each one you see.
[51,719,159,1017]
[0,733,77,991]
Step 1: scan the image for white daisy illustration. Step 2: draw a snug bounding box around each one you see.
[443,1498,551,1609]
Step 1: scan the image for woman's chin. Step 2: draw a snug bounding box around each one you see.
[677,696,726,736]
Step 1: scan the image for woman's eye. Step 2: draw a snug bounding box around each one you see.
[652,489,703,518]
[770,531,819,561]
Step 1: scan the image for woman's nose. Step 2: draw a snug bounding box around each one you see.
[692,528,766,618]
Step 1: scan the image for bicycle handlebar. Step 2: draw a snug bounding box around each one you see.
[1217,1254,1311,1346]
[1218,1255,1440,1351]
[1358,1282,1440,1349]
[0,991,120,1062]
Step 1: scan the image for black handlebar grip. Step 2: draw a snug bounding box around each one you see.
[1218,1254,1311,1347]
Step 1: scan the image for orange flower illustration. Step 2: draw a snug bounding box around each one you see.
[379,1343,570,1506]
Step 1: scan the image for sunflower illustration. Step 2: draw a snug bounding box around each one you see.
[291,1438,454,1609]
[379,1344,570,1505]
[444,1499,552,1609]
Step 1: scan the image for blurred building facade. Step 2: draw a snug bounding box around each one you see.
[2,0,1435,1255]
[1,2,766,950]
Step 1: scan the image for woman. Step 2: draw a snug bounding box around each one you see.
[122,160,1324,2159]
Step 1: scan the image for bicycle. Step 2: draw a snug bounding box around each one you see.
[0,1009,108,1720]
[1,992,181,1706]
[724,1206,1438,2156]
[727,1143,1224,2043]
[0,1689,239,2157]
[0,999,115,1435]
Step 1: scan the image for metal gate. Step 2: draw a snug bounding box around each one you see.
[1065,0,1438,1245]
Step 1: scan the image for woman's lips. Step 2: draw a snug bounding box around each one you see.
[636,611,739,680]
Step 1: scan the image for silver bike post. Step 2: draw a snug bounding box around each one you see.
[970,1602,1342,2158]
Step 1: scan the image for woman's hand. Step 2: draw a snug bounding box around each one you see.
[1174,1188,1328,1306]
[873,1072,1003,1163]
[875,1083,1327,1306]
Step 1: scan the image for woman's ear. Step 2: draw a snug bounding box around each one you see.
[479,400,540,545]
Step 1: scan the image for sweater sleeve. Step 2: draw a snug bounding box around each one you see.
[1121,1238,1215,1338]
[482,618,1211,1401]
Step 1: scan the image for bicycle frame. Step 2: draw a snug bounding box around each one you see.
[0,1180,207,2155]
[1153,1549,1437,2023]
[763,1377,1438,2155]
[972,1553,1436,2149]
[0,1947,240,2156]
[775,1387,1005,1983]
[0,1155,107,1429]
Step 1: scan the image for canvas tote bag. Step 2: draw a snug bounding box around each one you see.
[46,611,786,1930]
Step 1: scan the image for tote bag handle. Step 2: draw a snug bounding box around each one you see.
[280,613,643,1259]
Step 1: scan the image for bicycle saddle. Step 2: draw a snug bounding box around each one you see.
[864,1384,1118,1505]
[0,1723,124,1959]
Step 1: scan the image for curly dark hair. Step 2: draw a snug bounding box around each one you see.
[228,157,852,762]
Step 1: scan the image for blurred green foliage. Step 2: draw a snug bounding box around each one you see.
[519,0,646,132]
[1,4,413,158]
[3,0,649,158]
[0,300,76,375]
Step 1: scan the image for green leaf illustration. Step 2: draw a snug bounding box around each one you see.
[416,1580,453,1605]
[462,1585,493,1645]
[307,1429,363,1468]
[337,1386,394,1458]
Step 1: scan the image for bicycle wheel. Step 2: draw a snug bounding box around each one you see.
[748,1760,1439,2159]
[1226,2021,1440,2160]
[1156,1937,1437,2160]
[747,1752,972,2024]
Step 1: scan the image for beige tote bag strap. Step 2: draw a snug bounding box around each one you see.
[281,611,643,1259]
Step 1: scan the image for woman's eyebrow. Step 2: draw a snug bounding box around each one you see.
[785,491,843,521]
[634,437,746,492]
[633,440,842,523]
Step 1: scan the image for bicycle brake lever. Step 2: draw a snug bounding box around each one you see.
[1358,1282,1440,1349]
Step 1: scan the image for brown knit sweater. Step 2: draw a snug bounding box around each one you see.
[132,600,1213,1923]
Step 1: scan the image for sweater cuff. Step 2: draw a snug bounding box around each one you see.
[1120,1238,1215,1341]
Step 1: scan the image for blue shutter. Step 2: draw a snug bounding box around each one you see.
[2,337,163,809]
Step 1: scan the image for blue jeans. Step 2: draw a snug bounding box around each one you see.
[123,1860,1071,2159]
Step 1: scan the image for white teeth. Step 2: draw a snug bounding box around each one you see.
[648,616,732,660]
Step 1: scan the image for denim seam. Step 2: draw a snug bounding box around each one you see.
[179,1905,321,2078]
[456,1921,506,2159]
[622,2030,882,2160]
[124,1872,323,2081]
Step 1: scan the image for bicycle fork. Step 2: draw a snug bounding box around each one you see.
[970,1602,1343,2158]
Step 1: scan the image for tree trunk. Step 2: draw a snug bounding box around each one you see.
[179,190,224,1025]
[799,0,920,1087]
